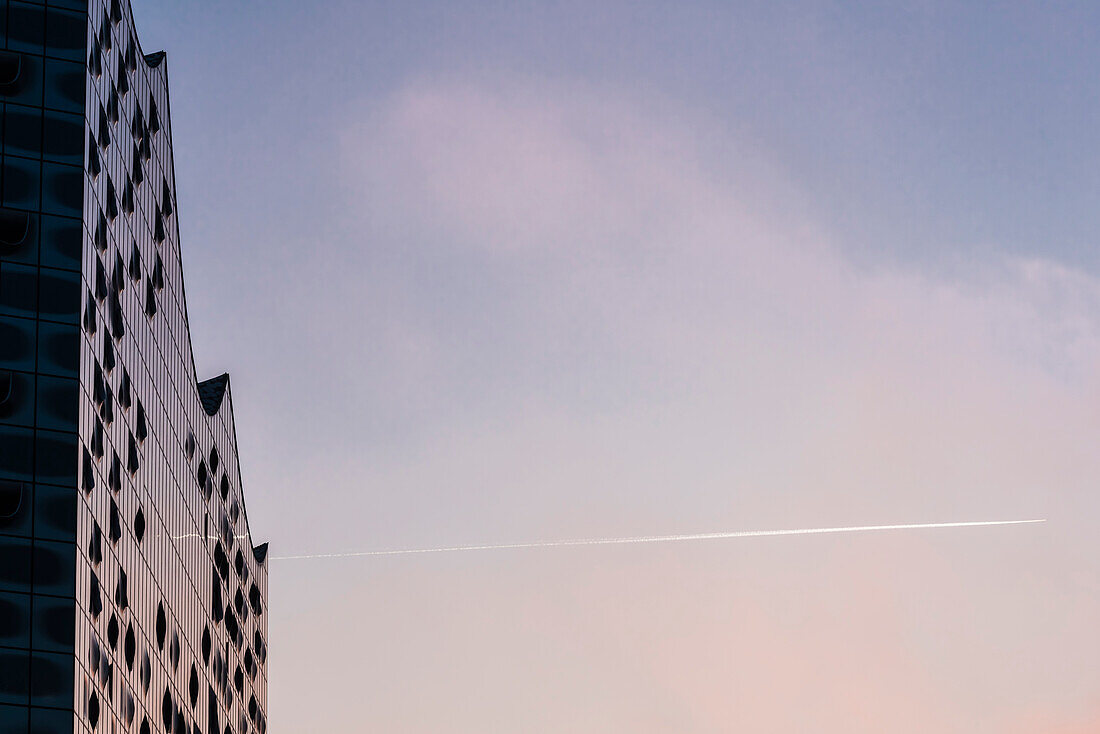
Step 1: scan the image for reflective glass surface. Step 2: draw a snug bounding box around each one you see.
[1,3,268,733]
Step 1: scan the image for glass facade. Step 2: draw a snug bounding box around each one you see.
[0,3,268,733]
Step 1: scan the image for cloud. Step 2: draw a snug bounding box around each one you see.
[263,76,1100,732]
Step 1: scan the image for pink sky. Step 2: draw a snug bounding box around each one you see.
[232,79,1100,732]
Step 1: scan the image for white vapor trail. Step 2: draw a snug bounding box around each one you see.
[270,519,1045,561]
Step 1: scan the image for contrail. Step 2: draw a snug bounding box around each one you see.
[270,519,1045,561]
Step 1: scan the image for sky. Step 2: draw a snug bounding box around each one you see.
[130,2,1100,732]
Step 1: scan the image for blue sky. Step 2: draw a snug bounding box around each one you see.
[132,2,1100,732]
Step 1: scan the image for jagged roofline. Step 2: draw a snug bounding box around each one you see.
[124,0,266,561]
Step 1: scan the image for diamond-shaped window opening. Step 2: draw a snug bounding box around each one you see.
[145,277,157,318]
[129,246,141,282]
[148,98,160,134]
[141,652,151,692]
[83,292,98,336]
[112,251,126,290]
[105,177,119,219]
[128,432,140,475]
[254,630,266,663]
[161,688,173,733]
[155,602,166,649]
[134,506,146,543]
[170,631,181,670]
[125,622,136,670]
[107,83,119,123]
[248,583,263,617]
[93,361,105,403]
[88,690,100,729]
[225,609,240,645]
[89,40,102,77]
[90,572,103,618]
[189,665,199,708]
[88,137,102,179]
[109,289,126,340]
[152,253,165,290]
[92,417,104,458]
[162,179,173,216]
[153,209,165,244]
[119,368,132,409]
[103,330,116,370]
[132,146,143,184]
[99,13,112,50]
[197,459,209,494]
[109,497,121,543]
[122,178,134,215]
[89,521,103,565]
[100,384,114,425]
[97,106,110,148]
[108,451,121,493]
[107,613,119,649]
[82,448,95,492]
[94,212,108,252]
[115,569,128,609]
[94,256,107,301]
[136,401,148,442]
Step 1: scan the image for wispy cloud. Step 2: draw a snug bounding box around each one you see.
[252,77,1100,732]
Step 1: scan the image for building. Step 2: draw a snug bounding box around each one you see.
[0,2,268,733]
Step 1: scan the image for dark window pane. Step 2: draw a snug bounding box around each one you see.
[0,590,30,647]
[44,8,86,62]
[43,59,82,113]
[7,4,45,53]
[4,54,44,107]
[34,431,77,486]
[0,370,35,427]
[0,263,38,318]
[31,540,74,597]
[0,316,35,371]
[36,268,79,323]
[30,595,73,652]
[41,111,83,164]
[4,106,43,157]
[32,484,74,541]
[0,426,34,481]
[0,479,32,536]
[38,216,79,271]
[41,163,82,217]
[36,322,77,377]
[0,536,32,592]
[0,648,29,704]
[30,651,71,707]
[30,706,71,733]
[2,157,40,210]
